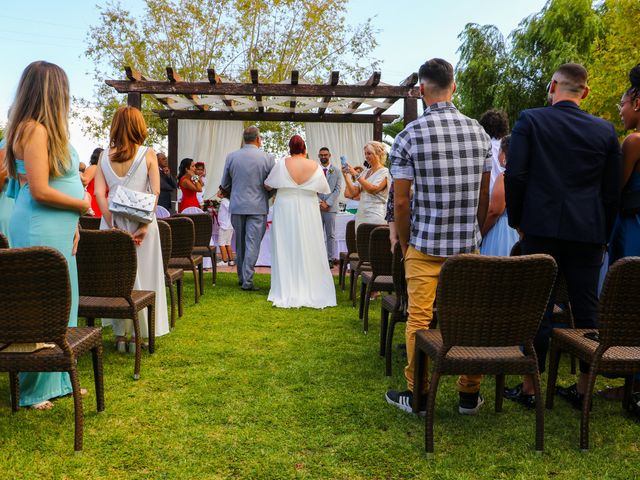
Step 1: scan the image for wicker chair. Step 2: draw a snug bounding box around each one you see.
[175,212,216,287]
[338,219,357,290]
[546,257,640,451]
[0,232,8,248]
[359,226,394,333]
[380,242,409,376]
[76,229,156,380]
[413,254,557,456]
[0,247,104,452]
[350,223,378,307]
[157,220,183,330]
[163,217,203,304]
[79,215,101,230]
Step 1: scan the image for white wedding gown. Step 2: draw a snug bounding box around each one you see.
[265,161,337,309]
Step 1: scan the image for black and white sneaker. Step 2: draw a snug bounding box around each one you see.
[385,389,426,415]
[458,391,485,415]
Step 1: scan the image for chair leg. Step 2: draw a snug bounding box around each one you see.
[338,258,345,290]
[9,372,19,412]
[532,372,544,453]
[580,367,598,451]
[385,317,399,377]
[425,371,441,457]
[168,284,176,330]
[177,279,184,317]
[192,265,200,304]
[623,375,634,411]
[349,269,356,302]
[147,304,156,354]
[198,262,204,296]
[413,348,427,413]
[87,318,95,327]
[495,374,505,413]
[69,366,84,452]
[132,314,142,380]
[380,307,389,357]
[545,342,561,410]
[359,279,367,319]
[570,354,577,375]
[362,282,373,334]
[91,344,105,412]
[210,247,217,285]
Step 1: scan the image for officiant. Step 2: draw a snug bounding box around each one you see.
[318,147,342,268]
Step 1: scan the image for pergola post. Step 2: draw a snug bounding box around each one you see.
[168,117,179,207]
[373,115,383,142]
[403,97,418,125]
[127,92,141,110]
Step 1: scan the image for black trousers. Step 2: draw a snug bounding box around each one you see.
[520,235,605,374]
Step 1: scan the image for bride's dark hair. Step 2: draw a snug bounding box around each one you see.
[625,64,640,102]
[289,135,306,155]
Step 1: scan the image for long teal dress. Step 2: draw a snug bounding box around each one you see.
[8,146,83,406]
[0,139,14,243]
[609,172,640,263]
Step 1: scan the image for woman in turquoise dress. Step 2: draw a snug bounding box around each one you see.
[5,61,91,409]
[0,139,15,243]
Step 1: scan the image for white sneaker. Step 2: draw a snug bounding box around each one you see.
[216,261,228,267]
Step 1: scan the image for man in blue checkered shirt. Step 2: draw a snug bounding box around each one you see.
[385,58,492,416]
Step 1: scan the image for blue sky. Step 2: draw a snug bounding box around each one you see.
[0,0,547,159]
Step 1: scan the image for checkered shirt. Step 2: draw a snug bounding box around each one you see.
[390,102,492,257]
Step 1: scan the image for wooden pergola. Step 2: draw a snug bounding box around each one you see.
[106,67,421,173]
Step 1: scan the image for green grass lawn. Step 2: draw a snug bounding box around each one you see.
[1,272,639,479]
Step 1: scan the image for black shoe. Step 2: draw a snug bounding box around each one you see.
[504,383,536,409]
[241,285,260,291]
[385,389,426,415]
[458,391,485,415]
[556,383,591,411]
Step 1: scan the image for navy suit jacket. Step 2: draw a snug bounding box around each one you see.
[505,101,621,244]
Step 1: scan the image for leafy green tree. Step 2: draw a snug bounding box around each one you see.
[79,0,380,151]
[382,118,404,146]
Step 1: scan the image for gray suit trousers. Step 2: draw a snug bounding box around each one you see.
[321,210,337,261]
[231,214,267,288]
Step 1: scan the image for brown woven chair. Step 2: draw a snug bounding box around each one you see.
[350,223,378,307]
[157,220,183,330]
[380,242,409,376]
[545,257,640,451]
[0,247,104,452]
[76,229,156,380]
[0,232,8,248]
[79,215,101,230]
[339,219,357,290]
[413,254,557,456]
[175,212,216,287]
[164,217,203,304]
[359,226,394,333]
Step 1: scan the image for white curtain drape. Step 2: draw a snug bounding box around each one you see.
[177,120,245,200]
[304,123,372,169]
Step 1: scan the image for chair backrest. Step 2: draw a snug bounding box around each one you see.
[162,217,195,259]
[155,205,171,218]
[391,241,407,305]
[76,229,137,297]
[0,247,70,344]
[175,213,212,248]
[436,254,557,347]
[157,220,172,275]
[345,220,356,254]
[0,232,8,249]
[369,226,393,277]
[356,223,379,264]
[79,216,101,230]
[599,257,640,347]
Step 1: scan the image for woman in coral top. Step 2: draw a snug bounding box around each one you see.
[178,157,203,212]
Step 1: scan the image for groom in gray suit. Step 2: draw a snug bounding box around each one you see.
[318,147,342,266]
[220,126,275,291]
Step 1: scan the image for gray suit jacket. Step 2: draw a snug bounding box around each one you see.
[318,164,342,213]
[220,145,275,215]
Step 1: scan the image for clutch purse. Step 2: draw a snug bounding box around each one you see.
[109,146,156,224]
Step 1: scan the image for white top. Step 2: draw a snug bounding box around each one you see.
[218,197,232,230]
[196,176,207,203]
[354,166,390,227]
[489,137,504,197]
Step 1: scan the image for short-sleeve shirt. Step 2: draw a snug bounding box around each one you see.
[390,102,492,257]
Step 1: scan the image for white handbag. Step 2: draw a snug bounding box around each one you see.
[108,146,156,224]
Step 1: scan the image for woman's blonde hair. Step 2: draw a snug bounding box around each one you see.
[5,61,71,178]
[109,106,148,163]
[364,140,387,165]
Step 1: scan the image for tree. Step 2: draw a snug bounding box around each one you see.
[79,0,380,151]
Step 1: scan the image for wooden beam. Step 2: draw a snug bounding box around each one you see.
[318,71,339,115]
[155,110,398,123]
[403,97,418,125]
[373,116,383,141]
[166,67,207,111]
[207,68,234,109]
[250,69,264,112]
[106,79,420,99]
[347,71,381,112]
[289,70,299,113]
[374,72,419,115]
[168,117,178,210]
[124,66,172,108]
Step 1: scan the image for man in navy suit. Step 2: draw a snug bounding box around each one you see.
[504,63,622,409]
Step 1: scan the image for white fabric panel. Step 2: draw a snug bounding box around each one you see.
[177,120,244,201]
[304,123,372,169]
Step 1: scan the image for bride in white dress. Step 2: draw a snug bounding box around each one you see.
[265,135,337,309]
